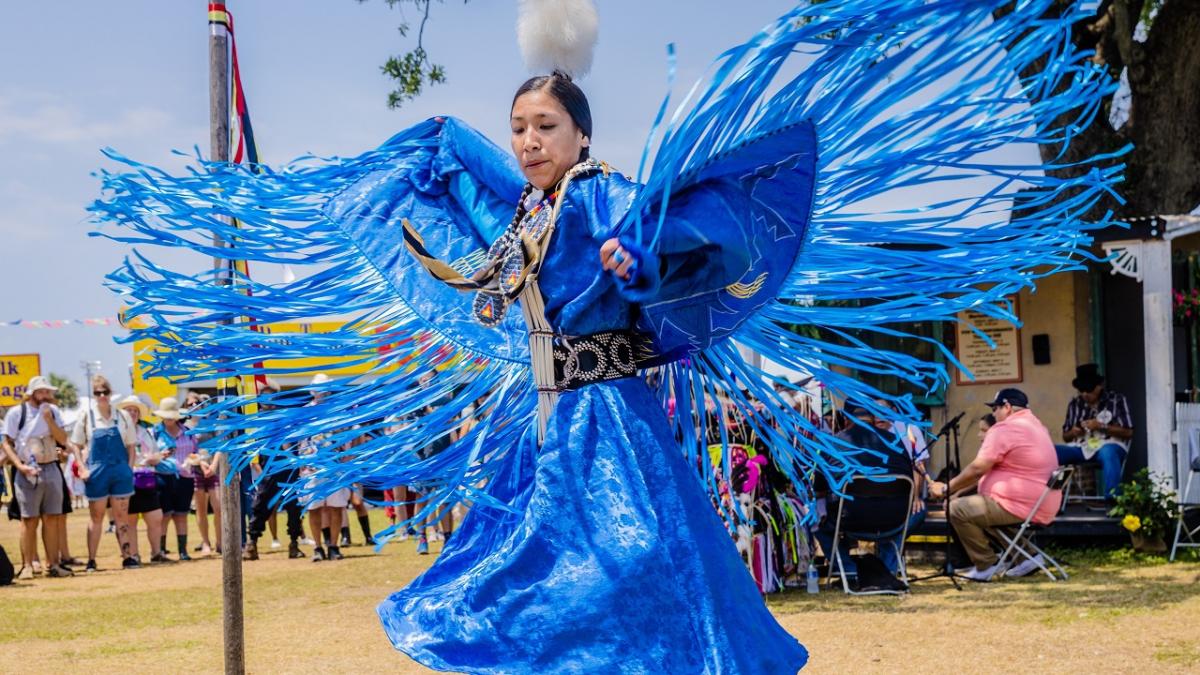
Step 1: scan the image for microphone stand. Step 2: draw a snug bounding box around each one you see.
[909,412,971,590]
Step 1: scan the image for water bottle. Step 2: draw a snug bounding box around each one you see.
[806,561,819,594]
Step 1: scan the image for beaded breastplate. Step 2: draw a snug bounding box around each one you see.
[472,158,604,327]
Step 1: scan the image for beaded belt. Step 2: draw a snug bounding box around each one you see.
[552,330,646,391]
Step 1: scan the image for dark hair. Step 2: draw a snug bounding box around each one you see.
[980,413,996,428]
[512,71,592,161]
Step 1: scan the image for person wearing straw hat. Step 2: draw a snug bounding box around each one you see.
[117,395,169,563]
[1,376,72,579]
[153,396,197,561]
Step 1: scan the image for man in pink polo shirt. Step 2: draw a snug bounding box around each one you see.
[929,388,1059,581]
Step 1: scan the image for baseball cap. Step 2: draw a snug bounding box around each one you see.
[985,388,1028,409]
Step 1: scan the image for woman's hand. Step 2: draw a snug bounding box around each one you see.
[599,238,636,281]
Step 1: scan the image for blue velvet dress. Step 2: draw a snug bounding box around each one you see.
[374,130,810,673]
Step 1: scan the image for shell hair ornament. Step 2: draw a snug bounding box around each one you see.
[517,0,599,78]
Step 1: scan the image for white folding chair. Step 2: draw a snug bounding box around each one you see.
[1170,457,1200,562]
[827,473,915,596]
[994,466,1074,581]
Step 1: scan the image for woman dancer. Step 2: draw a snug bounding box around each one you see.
[97,1,1121,671]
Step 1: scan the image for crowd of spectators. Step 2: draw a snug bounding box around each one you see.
[0,359,1132,589]
[0,373,457,582]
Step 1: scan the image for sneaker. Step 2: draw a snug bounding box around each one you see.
[364,534,377,547]
[328,547,345,561]
[243,541,259,561]
[48,564,74,578]
[31,560,42,575]
[17,566,33,581]
[86,560,98,574]
[300,537,316,547]
[122,557,142,569]
[962,560,1006,582]
[1004,554,1046,578]
[431,530,444,542]
[415,535,429,556]
[151,552,172,564]
[270,539,282,550]
[312,546,326,562]
[288,541,305,559]
[397,531,410,542]
[61,557,83,567]
[339,535,352,548]
[178,551,192,562]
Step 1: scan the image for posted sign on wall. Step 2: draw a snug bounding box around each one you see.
[954,299,1022,386]
[0,354,41,406]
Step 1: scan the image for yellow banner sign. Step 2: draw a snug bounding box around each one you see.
[0,354,41,406]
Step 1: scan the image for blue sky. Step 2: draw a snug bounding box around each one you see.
[1,0,804,391]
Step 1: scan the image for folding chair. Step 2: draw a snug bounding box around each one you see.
[1170,456,1200,562]
[994,466,1073,581]
[827,473,915,596]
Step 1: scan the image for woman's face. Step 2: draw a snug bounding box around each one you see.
[510,89,588,190]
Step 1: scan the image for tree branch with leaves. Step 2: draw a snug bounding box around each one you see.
[358,0,463,109]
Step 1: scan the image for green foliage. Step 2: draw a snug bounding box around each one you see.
[1108,468,1180,541]
[47,373,78,409]
[357,0,461,109]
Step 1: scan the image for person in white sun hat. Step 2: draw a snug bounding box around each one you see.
[117,394,169,563]
[153,396,198,561]
[2,376,72,579]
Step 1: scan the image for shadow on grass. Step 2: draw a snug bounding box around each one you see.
[767,543,1200,617]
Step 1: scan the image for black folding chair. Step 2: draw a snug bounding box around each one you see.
[993,466,1073,581]
[1170,456,1200,562]
[827,473,915,596]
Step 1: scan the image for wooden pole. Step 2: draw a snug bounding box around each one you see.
[208,2,246,673]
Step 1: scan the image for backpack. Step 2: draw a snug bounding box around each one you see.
[0,545,14,585]
[5,404,29,521]
[852,553,908,592]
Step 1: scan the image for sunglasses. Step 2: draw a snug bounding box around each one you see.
[93,390,112,396]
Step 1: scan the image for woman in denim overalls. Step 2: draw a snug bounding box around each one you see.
[69,375,136,573]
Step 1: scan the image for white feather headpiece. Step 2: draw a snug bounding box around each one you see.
[517,0,599,79]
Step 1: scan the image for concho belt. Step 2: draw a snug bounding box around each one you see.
[552,330,648,391]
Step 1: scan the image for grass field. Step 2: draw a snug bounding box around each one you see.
[1,511,1198,674]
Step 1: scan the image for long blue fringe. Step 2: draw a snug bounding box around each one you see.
[92,0,1125,538]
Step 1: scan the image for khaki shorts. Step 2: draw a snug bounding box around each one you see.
[15,463,65,518]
